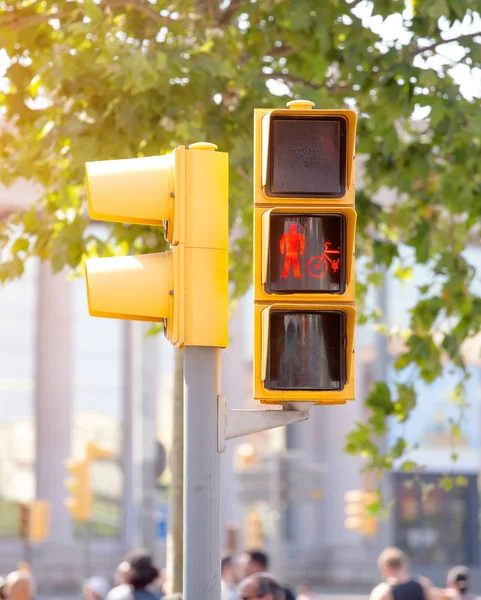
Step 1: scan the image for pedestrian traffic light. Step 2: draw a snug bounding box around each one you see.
[344,490,378,537]
[29,500,50,543]
[18,503,30,539]
[84,143,228,348]
[253,100,357,405]
[64,459,91,522]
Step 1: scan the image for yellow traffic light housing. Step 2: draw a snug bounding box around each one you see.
[344,490,378,537]
[85,143,228,348]
[253,100,357,405]
[64,459,91,522]
[29,500,50,543]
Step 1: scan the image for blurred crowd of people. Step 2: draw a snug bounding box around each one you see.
[369,547,471,600]
[221,549,313,600]
[0,546,472,600]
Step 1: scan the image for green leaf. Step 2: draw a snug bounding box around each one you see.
[11,238,30,254]
[83,0,103,22]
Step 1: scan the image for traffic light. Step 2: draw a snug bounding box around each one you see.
[18,503,30,539]
[84,142,228,348]
[86,441,113,462]
[64,442,112,521]
[29,500,50,542]
[344,490,378,537]
[64,458,91,522]
[253,99,357,405]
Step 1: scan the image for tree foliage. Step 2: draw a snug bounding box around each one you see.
[1,0,481,481]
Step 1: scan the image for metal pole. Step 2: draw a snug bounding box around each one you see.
[122,322,135,550]
[23,539,32,566]
[83,521,91,581]
[183,347,221,600]
[269,455,284,579]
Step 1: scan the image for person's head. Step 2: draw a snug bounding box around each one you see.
[83,576,110,600]
[377,547,409,580]
[124,549,159,590]
[114,561,130,585]
[221,555,240,586]
[4,571,32,600]
[289,224,297,233]
[239,573,284,600]
[240,550,269,577]
[447,566,469,596]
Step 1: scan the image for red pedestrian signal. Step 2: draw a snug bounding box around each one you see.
[253,100,357,405]
[268,214,346,294]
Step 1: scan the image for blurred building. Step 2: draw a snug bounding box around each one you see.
[0,172,480,591]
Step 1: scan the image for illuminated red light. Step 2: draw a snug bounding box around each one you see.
[267,214,345,294]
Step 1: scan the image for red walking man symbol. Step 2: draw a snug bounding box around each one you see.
[280,223,306,278]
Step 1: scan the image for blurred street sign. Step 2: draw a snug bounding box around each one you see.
[155,503,168,539]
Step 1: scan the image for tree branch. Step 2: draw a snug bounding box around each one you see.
[105,0,172,26]
[0,10,70,32]
[413,30,481,57]
[347,0,366,9]
[0,0,173,33]
[218,0,243,25]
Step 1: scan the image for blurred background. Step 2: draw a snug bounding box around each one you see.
[1,170,481,594]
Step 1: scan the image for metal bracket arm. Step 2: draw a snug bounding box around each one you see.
[217,395,311,453]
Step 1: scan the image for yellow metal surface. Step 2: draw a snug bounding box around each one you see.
[344,489,379,537]
[63,459,92,522]
[85,252,172,322]
[85,143,228,348]
[29,500,50,543]
[86,154,174,225]
[253,100,357,405]
[86,441,112,461]
[181,144,228,348]
[253,302,355,404]
[185,247,228,347]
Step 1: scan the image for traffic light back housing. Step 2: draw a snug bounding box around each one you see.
[85,144,228,348]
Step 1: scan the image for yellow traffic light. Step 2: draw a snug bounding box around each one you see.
[29,500,50,542]
[63,442,112,522]
[86,441,113,461]
[344,490,378,537]
[253,100,357,405]
[85,143,229,348]
[64,459,91,522]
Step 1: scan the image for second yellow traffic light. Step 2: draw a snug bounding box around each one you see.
[85,143,228,348]
[344,490,378,537]
[253,100,357,405]
[64,442,112,522]
[64,459,91,522]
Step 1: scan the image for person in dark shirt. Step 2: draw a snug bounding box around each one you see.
[239,550,295,600]
[107,549,163,600]
[370,547,433,600]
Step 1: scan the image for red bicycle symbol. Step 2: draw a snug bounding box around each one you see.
[306,242,341,279]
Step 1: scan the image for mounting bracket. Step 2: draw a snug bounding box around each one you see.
[217,395,312,453]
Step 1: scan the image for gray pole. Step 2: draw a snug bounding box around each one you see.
[269,455,284,579]
[83,521,91,581]
[183,346,221,600]
[122,322,135,550]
